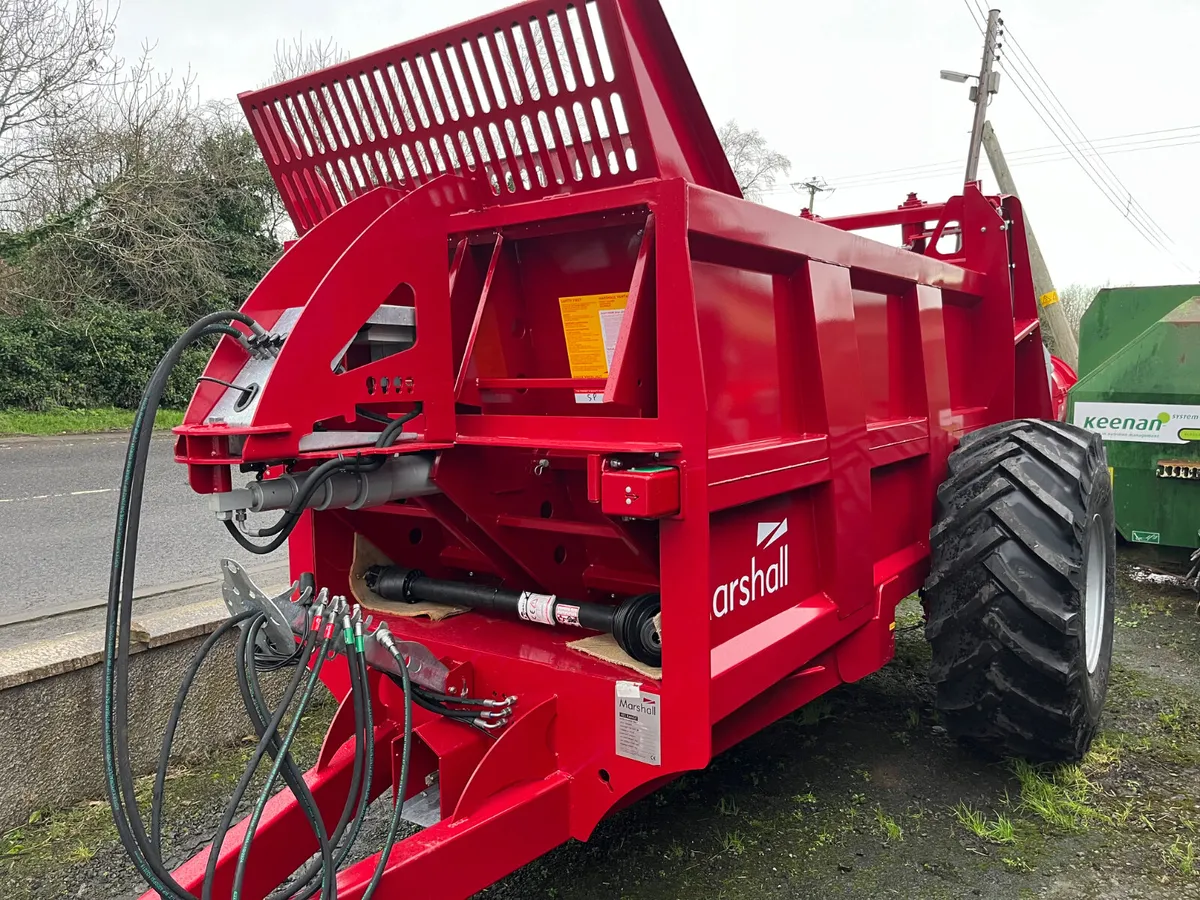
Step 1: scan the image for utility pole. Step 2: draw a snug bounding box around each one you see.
[964,9,1002,183]
[982,120,1080,370]
[797,176,833,214]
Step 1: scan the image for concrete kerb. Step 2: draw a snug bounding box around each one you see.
[0,579,295,830]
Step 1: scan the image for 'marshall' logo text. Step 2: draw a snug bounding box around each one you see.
[712,519,789,618]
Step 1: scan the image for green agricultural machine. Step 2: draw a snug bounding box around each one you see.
[1067,283,1200,586]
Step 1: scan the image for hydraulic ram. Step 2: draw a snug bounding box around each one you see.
[208,454,439,519]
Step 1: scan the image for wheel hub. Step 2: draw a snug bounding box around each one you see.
[1084,513,1107,674]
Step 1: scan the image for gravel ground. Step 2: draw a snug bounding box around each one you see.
[3,546,1199,899]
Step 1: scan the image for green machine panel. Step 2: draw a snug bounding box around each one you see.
[1067,285,1200,550]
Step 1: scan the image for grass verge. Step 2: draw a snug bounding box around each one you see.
[0,408,184,436]
[1,702,335,898]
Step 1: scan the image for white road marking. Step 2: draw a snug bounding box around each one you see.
[0,488,115,504]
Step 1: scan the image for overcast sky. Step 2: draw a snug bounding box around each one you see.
[112,0,1199,288]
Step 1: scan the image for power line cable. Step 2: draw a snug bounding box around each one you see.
[758,124,1200,196]
[825,126,1200,187]
[962,0,984,31]
[998,50,1193,274]
[997,47,1189,267]
[826,139,1200,194]
[963,0,1193,273]
[1003,28,1180,251]
[817,132,1200,192]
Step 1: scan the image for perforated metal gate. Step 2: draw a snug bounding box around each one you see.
[241,1,657,233]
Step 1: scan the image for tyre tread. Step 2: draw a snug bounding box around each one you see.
[924,418,1112,762]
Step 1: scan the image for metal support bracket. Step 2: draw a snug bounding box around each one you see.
[220,559,309,654]
[219,558,450,692]
[362,619,450,693]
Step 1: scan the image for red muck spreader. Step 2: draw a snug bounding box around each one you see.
[100,1,1108,897]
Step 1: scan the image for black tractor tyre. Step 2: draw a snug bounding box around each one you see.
[923,418,1116,763]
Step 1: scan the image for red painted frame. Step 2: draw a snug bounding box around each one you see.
[153,3,1061,898]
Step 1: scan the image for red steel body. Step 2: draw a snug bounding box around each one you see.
[158,2,1067,897]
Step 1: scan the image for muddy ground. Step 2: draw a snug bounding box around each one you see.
[4,547,1199,899]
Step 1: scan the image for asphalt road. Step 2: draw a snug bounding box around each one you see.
[0,434,288,619]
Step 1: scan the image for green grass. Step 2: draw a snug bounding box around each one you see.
[952,802,1017,844]
[1011,759,1108,833]
[874,807,903,842]
[1,703,335,885]
[1164,837,1198,877]
[0,408,184,436]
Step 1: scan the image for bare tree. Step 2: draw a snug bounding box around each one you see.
[0,0,119,223]
[1058,281,1117,337]
[717,119,791,202]
[8,46,281,320]
[267,34,349,86]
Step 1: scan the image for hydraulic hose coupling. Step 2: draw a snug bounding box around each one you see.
[373,625,406,666]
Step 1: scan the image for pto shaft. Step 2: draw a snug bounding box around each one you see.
[363,565,662,667]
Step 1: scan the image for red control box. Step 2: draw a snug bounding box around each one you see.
[600,466,681,518]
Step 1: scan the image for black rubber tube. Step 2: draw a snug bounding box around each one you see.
[104,314,267,900]
[236,618,335,900]
[232,630,334,900]
[151,610,255,852]
[201,633,318,900]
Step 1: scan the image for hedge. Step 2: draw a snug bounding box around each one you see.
[0,304,211,411]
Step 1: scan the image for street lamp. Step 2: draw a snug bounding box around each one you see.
[939,69,973,83]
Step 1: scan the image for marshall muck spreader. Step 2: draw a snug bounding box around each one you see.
[101,1,1113,897]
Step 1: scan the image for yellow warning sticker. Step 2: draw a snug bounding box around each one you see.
[1040,290,1060,307]
[558,292,629,378]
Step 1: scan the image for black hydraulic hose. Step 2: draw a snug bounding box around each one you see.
[264,645,372,900]
[201,323,257,346]
[151,610,255,852]
[241,613,371,900]
[201,630,320,900]
[104,313,268,900]
[227,401,421,556]
[361,643,413,900]
[375,403,422,448]
[112,326,228,898]
[263,454,388,537]
[225,452,389,554]
[235,617,335,900]
[355,406,392,425]
[224,516,295,555]
[103,309,410,900]
[411,692,478,720]
[348,645,376,847]
[287,632,370,900]
[233,629,334,900]
[326,639,376,876]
